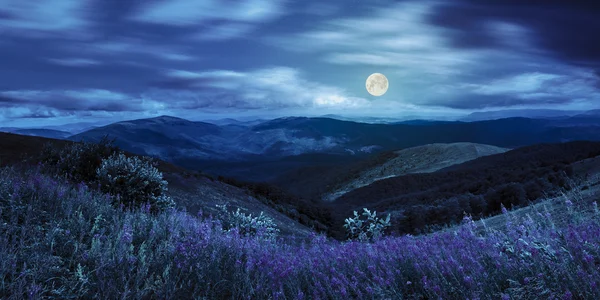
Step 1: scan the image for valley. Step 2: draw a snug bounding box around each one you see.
[2,116,600,298]
[4,113,600,241]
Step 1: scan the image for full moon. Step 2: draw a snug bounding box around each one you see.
[366,73,389,96]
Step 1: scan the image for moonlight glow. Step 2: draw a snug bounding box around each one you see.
[366,73,389,96]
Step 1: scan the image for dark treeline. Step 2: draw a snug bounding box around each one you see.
[217,176,334,233]
[272,150,399,200]
[223,142,600,240]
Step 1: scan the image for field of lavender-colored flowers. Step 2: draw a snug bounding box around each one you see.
[1,166,599,299]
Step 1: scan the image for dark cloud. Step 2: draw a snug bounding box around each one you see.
[594,70,600,88]
[149,78,223,91]
[0,37,165,92]
[429,1,600,67]
[17,110,59,119]
[0,95,19,104]
[1,0,600,125]
[0,10,15,20]
[0,89,147,113]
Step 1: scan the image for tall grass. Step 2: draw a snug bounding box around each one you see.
[1,166,599,299]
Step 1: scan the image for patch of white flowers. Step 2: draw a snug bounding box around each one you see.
[344,208,391,243]
[216,204,280,240]
[96,152,174,211]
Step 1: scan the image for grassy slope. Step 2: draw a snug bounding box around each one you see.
[272,143,508,202]
[1,164,599,299]
[323,142,509,201]
[474,161,600,234]
[0,132,314,239]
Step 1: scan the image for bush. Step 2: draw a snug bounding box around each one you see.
[96,152,174,212]
[344,208,391,242]
[216,204,279,240]
[40,136,119,183]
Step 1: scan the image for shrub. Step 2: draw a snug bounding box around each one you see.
[96,152,174,212]
[40,136,119,183]
[344,208,391,242]
[216,204,279,240]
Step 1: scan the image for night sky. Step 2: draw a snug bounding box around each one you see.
[1,0,599,126]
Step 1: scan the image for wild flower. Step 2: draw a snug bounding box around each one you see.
[2,165,600,299]
[121,222,133,244]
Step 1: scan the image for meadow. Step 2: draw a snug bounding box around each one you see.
[1,162,599,299]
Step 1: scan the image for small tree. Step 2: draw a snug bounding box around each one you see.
[40,136,118,183]
[216,204,280,240]
[96,152,174,212]
[344,208,391,242]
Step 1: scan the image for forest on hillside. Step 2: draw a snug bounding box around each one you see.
[328,141,600,238]
[226,141,600,240]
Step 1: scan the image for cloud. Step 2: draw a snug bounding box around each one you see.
[0,66,373,121]
[74,38,198,63]
[302,3,341,16]
[428,0,600,66]
[456,69,600,109]
[46,58,101,67]
[0,106,63,120]
[131,0,287,41]
[132,0,284,25]
[471,73,563,95]
[0,89,151,112]
[267,1,600,111]
[0,0,93,37]
[148,66,371,111]
[267,1,482,77]
[194,23,255,41]
[135,0,285,25]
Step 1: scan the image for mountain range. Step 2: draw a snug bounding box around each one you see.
[62,112,600,181]
[3,109,600,184]
[459,109,588,121]
[4,108,600,239]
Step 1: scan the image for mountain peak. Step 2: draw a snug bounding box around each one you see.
[147,115,190,122]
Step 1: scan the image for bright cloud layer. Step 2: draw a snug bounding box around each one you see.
[150,67,371,110]
[0,0,92,37]
[0,0,599,125]
[267,1,600,110]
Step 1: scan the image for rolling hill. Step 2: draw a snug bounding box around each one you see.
[0,128,72,139]
[460,109,585,121]
[68,115,600,182]
[321,141,600,238]
[271,143,508,202]
[321,143,510,201]
[0,132,316,239]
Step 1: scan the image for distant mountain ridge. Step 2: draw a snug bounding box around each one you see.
[67,114,600,181]
[461,109,585,121]
[0,128,72,139]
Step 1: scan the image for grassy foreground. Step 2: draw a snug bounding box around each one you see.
[1,166,599,299]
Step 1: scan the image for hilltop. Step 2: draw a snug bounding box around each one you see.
[272,143,508,202]
[0,132,317,238]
